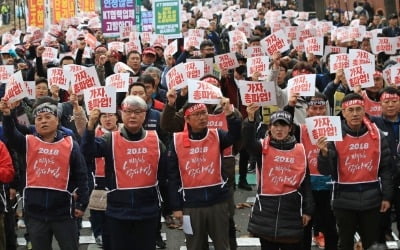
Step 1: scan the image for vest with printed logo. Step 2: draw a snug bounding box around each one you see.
[300,125,322,176]
[207,112,233,157]
[94,128,106,178]
[335,124,380,184]
[362,91,382,117]
[112,130,160,189]
[174,129,223,189]
[261,140,307,196]
[26,135,72,191]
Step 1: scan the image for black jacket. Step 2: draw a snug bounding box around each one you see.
[318,121,393,210]
[243,120,314,242]
[3,115,89,221]
[81,127,167,221]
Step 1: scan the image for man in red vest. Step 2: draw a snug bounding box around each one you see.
[81,95,166,250]
[1,99,89,250]
[317,93,393,250]
[167,102,241,250]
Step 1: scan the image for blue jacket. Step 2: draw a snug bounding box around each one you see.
[3,115,89,221]
[81,126,167,220]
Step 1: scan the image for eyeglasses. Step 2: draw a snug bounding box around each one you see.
[122,109,146,115]
[189,110,208,118]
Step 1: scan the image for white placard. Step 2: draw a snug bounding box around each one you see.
[305,116,342,144]
[187,79,223,104]
[287,74,316,96]
[237,80,277,106]
[84,86,116,113]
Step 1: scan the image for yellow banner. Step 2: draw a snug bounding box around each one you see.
[78,0,95,12]
[28,0,45,28]
[53,0,75,23]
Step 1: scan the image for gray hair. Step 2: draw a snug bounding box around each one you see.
[121,95,147,110]
[144,66,161,77]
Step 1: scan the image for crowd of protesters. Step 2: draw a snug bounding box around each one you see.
[0,0,399,250]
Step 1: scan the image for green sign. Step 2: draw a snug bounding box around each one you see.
[153,0,181,38]
[135,0,142,32]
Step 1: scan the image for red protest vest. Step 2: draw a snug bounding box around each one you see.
[335,124,380,184]
[94,127,106,177]
[174,129,223,189]
[112,130,160,189]
[207,112,233,157]
[362,91,382,116]
[260,140,307,196]
[26,135,72,191]
[300,124,322,176]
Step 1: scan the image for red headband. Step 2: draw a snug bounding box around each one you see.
[292,69,312,77]
[373,71,383,78]
[380,93,400,101]
[184,103,207,116]
[202,77,220,86]
[341,99,364,109]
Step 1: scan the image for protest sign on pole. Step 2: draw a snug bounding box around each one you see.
[370,37,397,55]
[52,0,75,24]
[84,86,117,113]
[153,0,182,38]
[305,116,342,144]
[329,53,349,73]
[187,79,223,104]
[344,64,374,90]
[28,0,45,28]
[105,73,130,92]
[348,49,375,69]
[287,74,316,96]
[0,65,15,83]
[246,56,270,80]
[102,0,135,37]
[48,68,69,90]
[261,30,290,56]
[3,71,29,103]
[25,81,36,100]
[71,67,101,95]
[303,37,324,56]
[214,52,239,71]
[166,63,187,90]
[184,61,204,80]
[237,80,277,106]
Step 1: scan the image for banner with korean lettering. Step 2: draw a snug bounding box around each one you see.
[184,61,204,80]
[237,80,277,106]
[246,56,269,80]
[166,63,186,90]
[0,65,15,83]
[214,52,239,71]
[42,47,59,64]
[304,37,324,56]
[389,64,400,86]
[287,74,316,96]
[260,30,290,56]
[348,49,375,69]
[244,46,266,58]
[70,66,101,94]
[329,53,349,73]
[102,0,135,37]
[25,81,36,100]
[48,68,68,90]
[78,0,95,12]
[186,58,213,76]
[184,36,203,50]
[370,37,397,55]
[153,0,182,38]
[105,73,130,92]
[84,86,117,113]
[305,116,342,144]
[187,79,223,105]
[344,64,374,90]
[164,39,177,59]
[28,0,45,28]
[3,71,29,103]
[52,0,75,24]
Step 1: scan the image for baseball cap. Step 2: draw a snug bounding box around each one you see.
[270,111,292,125]
[143,47,156,55]
[389,13,398,20]
[153,43,164,50]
